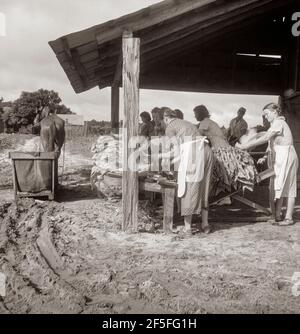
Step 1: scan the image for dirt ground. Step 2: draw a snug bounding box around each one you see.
[0,134,300,314]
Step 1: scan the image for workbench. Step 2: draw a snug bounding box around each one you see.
[139,180,176,233]
[143,155,275,233]
[103,172,177,233]
[100,150,276,234]
[150,165,275,233]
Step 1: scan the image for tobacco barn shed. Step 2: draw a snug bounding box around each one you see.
[49,0,300,230]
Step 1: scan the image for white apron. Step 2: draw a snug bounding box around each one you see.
[177,138,206,198]
[273,145,298,198]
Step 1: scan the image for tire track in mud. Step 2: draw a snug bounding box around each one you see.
[0,199,86,314]
[1,194,300,314]
[0,198,174,314]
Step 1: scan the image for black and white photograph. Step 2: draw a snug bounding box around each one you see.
[0,0,300,317]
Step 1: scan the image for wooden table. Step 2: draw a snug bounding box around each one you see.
[139,181,176,233]
[103,173,177,232]
[105,155,276,234]
[140,163,275,233]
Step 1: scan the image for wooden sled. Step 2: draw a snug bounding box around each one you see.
[9,151,58,201]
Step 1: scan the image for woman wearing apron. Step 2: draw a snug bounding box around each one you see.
[238,103,299,226]
[160,107,214,234]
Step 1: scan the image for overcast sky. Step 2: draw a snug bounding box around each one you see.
[0,0,278,128]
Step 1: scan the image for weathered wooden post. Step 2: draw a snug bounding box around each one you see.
[111,86,120,134]
[122,31,140,232]
[83,121,88,137]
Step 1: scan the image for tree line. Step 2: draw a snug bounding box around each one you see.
[0,89,74,134]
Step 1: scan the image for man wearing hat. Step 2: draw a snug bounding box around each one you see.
[227,107,248,146]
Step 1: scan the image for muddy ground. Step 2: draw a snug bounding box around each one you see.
[0,134,300,314]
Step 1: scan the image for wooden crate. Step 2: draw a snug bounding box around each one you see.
[9,151,59,201]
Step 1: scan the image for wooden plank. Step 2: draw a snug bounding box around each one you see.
[163,188,176,233]
[122,32,140,232]
[51,159,55,200]
[210,216,271,223]
[139,182,164,193]
[95,0,232,46]
[55,52,85,93]
[17,191,52,197]
[139,67,280,95]
[257,168,275,182]
[61,38,87,89]
[210,190,240,206]
[12,161,18,201]
[78,50,99,63]
[70,49,88,86]
[139,81,280,96]
[232,194,271,215]
[111,85,120,134]
[268,151,276,217]
[9,152,58,160]
[76,41,98,56]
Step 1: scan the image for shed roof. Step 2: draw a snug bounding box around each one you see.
[49,0,298,94]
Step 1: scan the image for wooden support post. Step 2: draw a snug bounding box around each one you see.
[163,188,176,233]
[111,86,120,134]
[268,151,276,218]
[122,31,140,232]
[49,159,55,201]
[83,121,88,137]
[12,161,18,201]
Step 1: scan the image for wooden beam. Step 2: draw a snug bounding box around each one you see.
[113,46,123,86]
[71,49,88,86]
[95,0,218,46]
[139,81,280,95]
[232,194,271,215]
[60,37,88,88]
[122,31,140,232]
[111,86,120,134]
[138,62,281,95]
